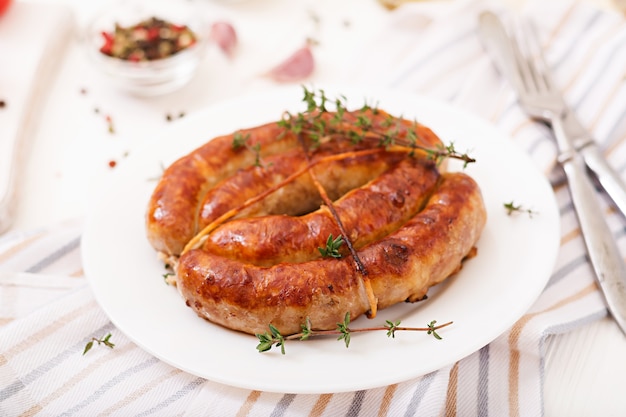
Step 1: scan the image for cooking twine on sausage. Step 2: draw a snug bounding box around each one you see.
[180,146,414,255]
[295,131,380,318]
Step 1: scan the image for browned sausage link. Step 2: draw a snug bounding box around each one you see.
[176,172,486,335]
[201,157,440,266]
[363,172,487,309]
[146,122,299,256]
[198,140,408,229]
[146,110,444,256]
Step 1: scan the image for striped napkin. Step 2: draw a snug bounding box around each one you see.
[1,0,625,415]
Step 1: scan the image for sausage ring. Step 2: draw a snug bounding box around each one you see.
[145,106,486,335]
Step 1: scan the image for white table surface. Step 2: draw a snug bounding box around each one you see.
[5,0,626,415]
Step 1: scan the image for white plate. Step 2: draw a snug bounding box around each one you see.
[81,85,560,394]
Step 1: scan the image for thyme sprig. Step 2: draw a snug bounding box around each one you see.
[278,87,475,167]
[504,201,538,218]
[232,132,264,167]
[256,313,452,354]
[292,123,373,312]
[83,333,115,355]
[425,142,475,168]
[318,233,344,258]
[232,131,248,149]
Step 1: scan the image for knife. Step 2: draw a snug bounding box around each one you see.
[478,11,626,335]
[477,11,626,219]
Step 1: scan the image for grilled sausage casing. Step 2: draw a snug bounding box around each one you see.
[176,172,486,335]
[145,109,486,336]
[145,110,444,256]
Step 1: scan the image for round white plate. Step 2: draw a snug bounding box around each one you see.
[81,85,560,394]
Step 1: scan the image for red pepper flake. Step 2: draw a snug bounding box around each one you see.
[108,160,117,168]
[0,100,5,109]
[147,27,160,41]
[100,31,114,55]
[105,115,115,134]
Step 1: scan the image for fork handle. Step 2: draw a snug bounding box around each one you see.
[553,116,626,334]
[558,109,626,218]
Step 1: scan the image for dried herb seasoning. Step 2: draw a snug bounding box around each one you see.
[99,17,197,61]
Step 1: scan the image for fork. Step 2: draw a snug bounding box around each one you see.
[479,12,626,220]
[478,12,626,335]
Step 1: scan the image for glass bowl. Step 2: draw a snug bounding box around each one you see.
[85,0,208,96]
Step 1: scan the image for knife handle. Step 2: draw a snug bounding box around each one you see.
[554,118,626,334]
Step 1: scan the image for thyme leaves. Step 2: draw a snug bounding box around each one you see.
[318,234,344,258]
[504,201,538,218]
[279,86,476,167]
[256,313,452,354]
[83,333,115,355]
[232,132,264,167]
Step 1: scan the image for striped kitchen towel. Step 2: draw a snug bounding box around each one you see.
[1,0,625,415]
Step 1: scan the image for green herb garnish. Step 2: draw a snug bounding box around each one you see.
[504,201,538,218]
[256,313,452,354]
[318,234,344,258]
[83,333,115,355]
[278,86,476,167]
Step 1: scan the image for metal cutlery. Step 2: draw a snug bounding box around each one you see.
[478,11,626,335]
[479,12,626,219]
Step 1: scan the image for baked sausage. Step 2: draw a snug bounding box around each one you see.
[197,141,410,230]
[200,157,440,266]
[146,109,444,256]
[146,121,299,256]
[146,105,485,336]
[176,172,486,335]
